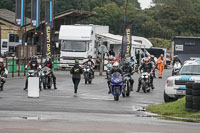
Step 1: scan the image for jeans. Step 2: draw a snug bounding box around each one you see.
[72,78,80,93]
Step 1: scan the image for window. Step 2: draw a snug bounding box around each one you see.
[61,41,88,52]
[2,41,7,48]
[9,34,19,42]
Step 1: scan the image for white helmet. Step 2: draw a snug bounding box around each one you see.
[113,62,119,67]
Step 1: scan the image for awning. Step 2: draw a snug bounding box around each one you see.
[96,33,152,48]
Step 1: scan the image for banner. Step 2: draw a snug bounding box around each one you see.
[43,23,52,57]
[43,0,53,57]
[15,0,25,27]
[121,25,132,58]
[0,26,1,56]
[45,0,53,24]
[31,0,40,28]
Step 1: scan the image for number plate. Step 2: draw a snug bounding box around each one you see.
[176,90,185,95]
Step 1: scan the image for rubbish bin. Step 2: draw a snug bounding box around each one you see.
[9,58,17,72]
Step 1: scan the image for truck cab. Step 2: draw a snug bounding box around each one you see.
[59,25,109,68]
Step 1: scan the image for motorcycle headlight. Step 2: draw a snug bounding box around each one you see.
[142,75,145,78]
[167,80,173,87]
[84,68,86,71]
[114,79,119,82]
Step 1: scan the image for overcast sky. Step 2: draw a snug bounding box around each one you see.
[138,0,152,9]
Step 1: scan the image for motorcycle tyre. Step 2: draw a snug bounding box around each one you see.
[85,79,88,84]
[114,89,119,101]
[47,78,52,89]
[142,86,146,93]
[126,82,130,97]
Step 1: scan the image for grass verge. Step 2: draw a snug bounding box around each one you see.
[146,97,200,119]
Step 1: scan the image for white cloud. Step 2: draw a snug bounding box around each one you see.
[138,0,152,9]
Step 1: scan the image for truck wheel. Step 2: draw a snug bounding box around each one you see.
[164,91,175,102]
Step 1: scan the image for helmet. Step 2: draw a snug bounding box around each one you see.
[113,62,119,67]
[160,54,164,57]
[31,56,37,61]
[151,55,155,59]
[109,55,113,60]
[88,55,92,60]
[124,61,129,66]
[75,59,79,64]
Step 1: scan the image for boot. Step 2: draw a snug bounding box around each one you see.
[136,86,140,92]
[54,84,57,90]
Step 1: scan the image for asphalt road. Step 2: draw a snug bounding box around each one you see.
[0,68,199,133]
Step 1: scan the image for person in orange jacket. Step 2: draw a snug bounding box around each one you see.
[157,54,165,78]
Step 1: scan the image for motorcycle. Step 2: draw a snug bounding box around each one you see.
[40,66,53,89]
[110,72,123,101]
[140,71,151,93]
[172,62,181,76]
[122,72,134,97]
[83,64,93,84]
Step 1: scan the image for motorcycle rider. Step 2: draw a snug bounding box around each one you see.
[24,56,41,91]
[108,62,123,94]
[122,61,134,91]
[172,55,182,66]
[43,56,57,89]
[137,57,154,92]
[0,58,8,91]
[150,55,156,78]
[83,55,95,78]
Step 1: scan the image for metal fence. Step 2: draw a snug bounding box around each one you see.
[4,56,105,77]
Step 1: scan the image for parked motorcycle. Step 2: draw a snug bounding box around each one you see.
[172,62,181,76]
[110,72,123,101]
[40,66,53,89]
[140,72,151,93]
[83,64,93,84]
[122,72,134,97]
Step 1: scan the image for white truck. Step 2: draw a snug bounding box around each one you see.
[59,24,109,68]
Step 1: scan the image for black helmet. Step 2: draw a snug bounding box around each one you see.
[31,56,37,61]
[88,55,92,58]
[124,61,129,66]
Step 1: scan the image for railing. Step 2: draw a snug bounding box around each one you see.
[4,56,106,77]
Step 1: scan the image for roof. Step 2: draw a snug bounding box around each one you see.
[96,33,152,48]
[0,9,30,25]
[173,36,200,40]
[27,9,96,31]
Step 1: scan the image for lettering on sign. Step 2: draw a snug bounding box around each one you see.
[125,29,131,57]
[46,26,51,56]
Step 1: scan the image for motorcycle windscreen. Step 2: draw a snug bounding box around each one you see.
[28,77,40,98]
[112,72,121,78]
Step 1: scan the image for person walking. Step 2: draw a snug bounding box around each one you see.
[70,60,83,96]
[157,54,166,79]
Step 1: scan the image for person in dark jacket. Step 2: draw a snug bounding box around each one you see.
[43,56,57,89]
[70,60,83,96]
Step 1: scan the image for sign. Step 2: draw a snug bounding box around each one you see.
[15,0,25,27]
[98,45,107,54]
[121,25,132,58]
[43,23,52,57]
[31,0,40,28]
[43,0,53,57]
[175,45,184,51]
